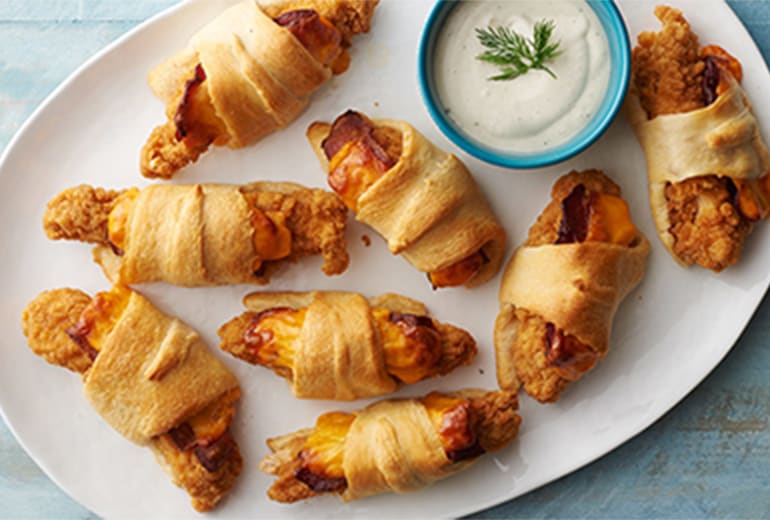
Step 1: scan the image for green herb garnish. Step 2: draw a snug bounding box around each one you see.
[475,19,562,81]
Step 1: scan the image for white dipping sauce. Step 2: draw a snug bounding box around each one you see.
[433,0,610,153]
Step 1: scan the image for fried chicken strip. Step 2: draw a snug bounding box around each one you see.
[631,5,757,271]
[508,170,640,403]
[43,183,349,284]
[260,390,520,503]
[21,288,242,512]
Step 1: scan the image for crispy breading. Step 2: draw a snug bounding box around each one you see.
[510,308,570,403]
[632,5,750,271]
[43,185,124,245]
[242,187,350,276]
[21,288,94,373]
[217,313,260,362]
[261,430,318,503]
[665,176,750,271]
[512,170,619,403]
[468,390,520,452]
[140,122,208,180]
[21,288,242,512]
[259,0,379,43]
[152,429,243,512]
[632,5,705,118]
[434,323,477,376]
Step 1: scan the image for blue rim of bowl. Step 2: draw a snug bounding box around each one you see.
[417,0,631,169]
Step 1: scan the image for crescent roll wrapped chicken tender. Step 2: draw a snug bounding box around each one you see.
[43,182,349,286]
[627,5,770,271]
[260,389,520,502]
[494,171,649,402]
[21,285,242,511]
[218,291,477,400]
[142,0,378,178]
[307,111,506,289]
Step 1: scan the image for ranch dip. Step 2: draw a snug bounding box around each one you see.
[433,0,610,153]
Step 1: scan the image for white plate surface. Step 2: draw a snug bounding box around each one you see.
[1,0,769,517]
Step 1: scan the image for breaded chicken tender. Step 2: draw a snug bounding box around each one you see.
[241,186,349,276]
[21,288,94,373]
[512,171,622,403]
[43,183,350,282]
[43,185,125,245]
[632,5,705,118]
[631,5,753,271]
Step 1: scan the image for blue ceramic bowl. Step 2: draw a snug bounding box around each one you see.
[418,0,631,169]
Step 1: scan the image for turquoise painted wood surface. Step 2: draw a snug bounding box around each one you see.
[1,1,769,517]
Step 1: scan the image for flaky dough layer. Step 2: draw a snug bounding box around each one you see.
[307,118,505,286]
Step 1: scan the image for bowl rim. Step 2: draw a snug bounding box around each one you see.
[417,0,631,170]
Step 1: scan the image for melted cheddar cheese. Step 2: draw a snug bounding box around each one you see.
[299,411,355,480]
[69,285,132,353]
[245,308,306,376]
[328,139,391,212]
[588,193,638,246]
[428,251,487,289]
[245,306,443,385]
[187,388,241,444]
[250,208,293,272]
[107,188,140,252]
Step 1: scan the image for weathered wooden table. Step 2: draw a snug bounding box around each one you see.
[1,1,769,517]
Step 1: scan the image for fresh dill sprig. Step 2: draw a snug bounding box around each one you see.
[475,19,562,81]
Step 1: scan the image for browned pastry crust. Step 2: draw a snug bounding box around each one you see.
[509,171,622,402]
[21,287,242,512]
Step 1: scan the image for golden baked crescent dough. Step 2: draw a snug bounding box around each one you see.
[244,291,397,399]
[626,74,770,261]
[150,1,318,146]
[494,240,649,391]
[95,184,252,286]
[340,398,469,500]
[142,0,378,178]
[260,389,520,502]
[308,118,506,287]
[83,289,239,444]
[220,290,478,400]
[21,286,242,511]
[493,170,650,399]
